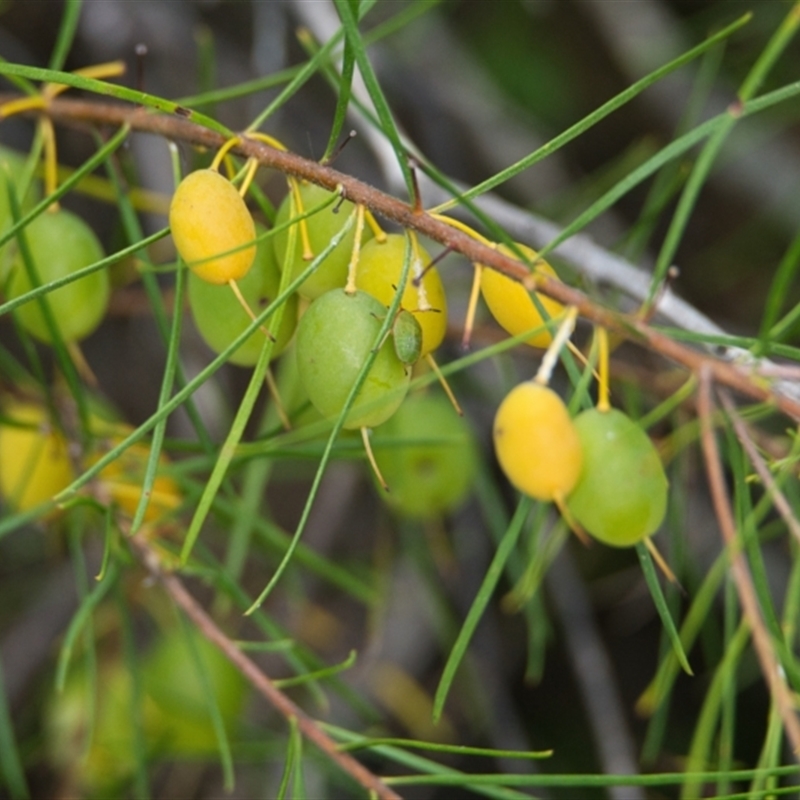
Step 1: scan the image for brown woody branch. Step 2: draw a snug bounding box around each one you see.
[128,533,403,800]
[9,93,800,421]
[697,368,800,758]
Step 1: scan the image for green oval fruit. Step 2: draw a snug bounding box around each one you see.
[142,628,246,754]
[295,289,410,429]
[373,393,477,518]
[188,224,298,365]
[356,233,447,357]
[7,209,109,343]
[273,183,373,300]
[566,408,668,547]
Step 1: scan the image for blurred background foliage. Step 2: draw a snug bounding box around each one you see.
[1,1,800,798]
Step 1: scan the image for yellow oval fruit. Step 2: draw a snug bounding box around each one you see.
[169,169,256,284]
[480,243,564,348]
[493,382,582,502]
[0,403,74,511]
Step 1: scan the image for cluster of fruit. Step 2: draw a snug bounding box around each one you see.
[170,163,478,519]
[170,151,587,513]
[493,349,669,548]
[2,135,669,535]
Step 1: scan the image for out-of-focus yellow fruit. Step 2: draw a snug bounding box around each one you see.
[88,421,182,523]
[0,402,74,511]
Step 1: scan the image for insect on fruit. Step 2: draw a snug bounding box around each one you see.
[390,309,423,366]
[356,233,446,359]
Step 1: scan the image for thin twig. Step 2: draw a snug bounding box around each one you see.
[128,533,403,800]
[718,389,800,547]
[697,367,800,757]
[7,94,800,420]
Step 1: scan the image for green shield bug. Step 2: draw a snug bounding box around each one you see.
[392,308,423,366]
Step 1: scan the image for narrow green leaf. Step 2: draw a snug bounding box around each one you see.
[338,736,551,759]
[638,376,698,431]
[433,497,532,722]
[0,660,29,799]
[291,716,306,800]
[276,716,301,800]
[323,722,536,800]
[274,650,357,689]
[333,0,414,197]
[222,417,275,585]
[181,198,355,566]
[246,31,343,132]
[245,228,412,613]
[95,505,114,582]
[681,621,750,800]
[650,3,800,300]
[116,583,151,800]
[0,62,228,134]
[433,13,751,212]
[177,65,302,108]
[757,227,800,353]
[55,561,119,692]
[637,551,728,716]
[179,613,235,792]
[636,541,693,675]
[49,0,82,71]
[322,0,358,162]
